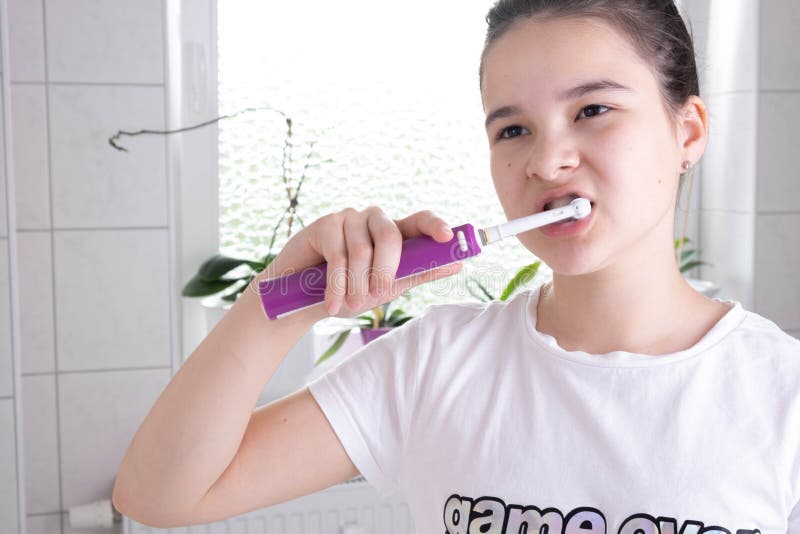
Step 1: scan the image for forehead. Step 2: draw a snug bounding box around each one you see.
[481,16,656,105]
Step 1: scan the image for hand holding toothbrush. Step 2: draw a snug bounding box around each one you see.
[252,206,464,320]
[257,198,591,320]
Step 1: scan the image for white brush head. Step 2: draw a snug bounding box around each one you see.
[571,197,592,219]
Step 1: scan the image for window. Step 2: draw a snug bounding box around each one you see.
[217,1,546,315]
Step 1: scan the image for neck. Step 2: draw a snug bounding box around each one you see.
[535,224,724,356]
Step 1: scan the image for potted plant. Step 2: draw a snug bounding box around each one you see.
[675,237,719,297]
[314,292,415,366]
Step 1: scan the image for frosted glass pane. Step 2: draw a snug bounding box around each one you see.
[218,1,548,316]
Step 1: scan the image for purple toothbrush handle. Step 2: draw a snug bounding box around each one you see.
[258,223,482,320]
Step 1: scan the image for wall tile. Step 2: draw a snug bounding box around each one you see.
[699,209,755,309]
[756,92,800,213]
[0,239,13,397]
[8,0,46,82]
[45,0,164,84]
[27,513,62,534]
[23,374,60,514]
[54,229,170,371]
[12,83,51,230]
[49,85,167,228]
[679,0,711,94]
[0,399,21,534]
[701,93,757,213]
[755,213,800,330]
[59,369,170,510]
[18,231,55,374]
[703,0,759,95]
[759,0,800,91]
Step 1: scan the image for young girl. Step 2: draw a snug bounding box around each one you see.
[113,1,800,532]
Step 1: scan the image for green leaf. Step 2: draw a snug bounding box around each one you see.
[181,275,242,297]
[385,308,413,326]
[499,261,541,301]
[391,316,413,327]
[466,279,490,302]
[679,260,709,273]
[197,254,262,281]
[474,279,496,301]
[680,249,697,263]
[315,330,351,366]
[386,308,407,323]
[674,237,690,249]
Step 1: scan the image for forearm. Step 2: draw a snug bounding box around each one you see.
[112,281,326,523]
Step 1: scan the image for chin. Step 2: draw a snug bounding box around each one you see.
[522,237,604,277]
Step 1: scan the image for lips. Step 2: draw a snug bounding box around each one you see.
[536,187,595,213]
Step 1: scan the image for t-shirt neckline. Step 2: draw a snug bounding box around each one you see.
[524,284,746,368]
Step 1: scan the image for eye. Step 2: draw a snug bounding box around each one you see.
[576,104,610,120]
[497,125,529,140]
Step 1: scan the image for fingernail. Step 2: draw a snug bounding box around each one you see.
[327,299,339,315]
[440,224,453,236]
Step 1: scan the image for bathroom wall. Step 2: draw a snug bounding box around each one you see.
[689,0,800,339]
[5,0,174,532]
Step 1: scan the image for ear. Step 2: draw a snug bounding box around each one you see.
[677,95,708,168]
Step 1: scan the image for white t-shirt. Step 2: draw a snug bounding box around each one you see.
[307,285,800,534]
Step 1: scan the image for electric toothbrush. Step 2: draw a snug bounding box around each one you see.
[258,197,591,320]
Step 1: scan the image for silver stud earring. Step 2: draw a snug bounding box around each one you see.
[681,160,693,172]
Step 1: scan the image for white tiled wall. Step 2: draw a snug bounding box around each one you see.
[691,0,800,336]
[4,0,175,531]
[755,0,800,333]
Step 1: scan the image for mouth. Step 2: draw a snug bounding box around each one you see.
[540,192,596,213]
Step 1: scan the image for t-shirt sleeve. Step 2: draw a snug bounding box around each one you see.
[306,314,423,499]
[789,497,800,534]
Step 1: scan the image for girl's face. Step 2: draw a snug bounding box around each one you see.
[481,16,698,276]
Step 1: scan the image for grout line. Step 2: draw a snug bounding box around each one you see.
[755,210,800,216]
[699,208,800,216]
[18,225,168,232]
[22,366,172,377]
[11,80,165,88]
[39,2,65,532]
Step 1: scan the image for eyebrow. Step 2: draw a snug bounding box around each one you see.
[484,79,632,130]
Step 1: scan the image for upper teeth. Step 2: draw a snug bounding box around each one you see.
[544,194,579,210]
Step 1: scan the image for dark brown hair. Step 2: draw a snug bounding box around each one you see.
[479,0,700,118]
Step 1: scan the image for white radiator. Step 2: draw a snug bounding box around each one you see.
[122,476,415,534]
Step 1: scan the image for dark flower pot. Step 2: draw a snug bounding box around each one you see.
[360,327,394,345]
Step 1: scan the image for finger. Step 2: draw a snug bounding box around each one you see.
[319,213,348,315]
[343,209,373,311]
[391,261,463,297]
[366,207,403,297]
[393,210,454,242]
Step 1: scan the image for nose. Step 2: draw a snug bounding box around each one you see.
[524,131,580,182]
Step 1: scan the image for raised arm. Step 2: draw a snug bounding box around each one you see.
[111,207,462,528]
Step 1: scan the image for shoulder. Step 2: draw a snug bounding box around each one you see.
[723,308,800,387]
[414,289,533,346]
[733,309,800,354]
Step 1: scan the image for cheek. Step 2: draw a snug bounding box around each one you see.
[590,117,671,192]
[489,150,529,218]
